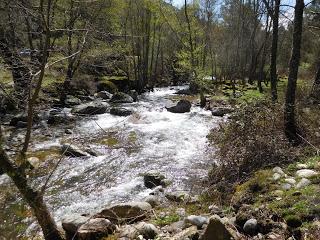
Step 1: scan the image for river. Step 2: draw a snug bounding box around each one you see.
[0,86,218,238]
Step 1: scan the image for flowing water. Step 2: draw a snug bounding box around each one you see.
[0,86,219,238]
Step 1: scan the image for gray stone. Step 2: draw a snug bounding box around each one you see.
[65,95,81,106]
[243,218,258,235]
[95,202,152,224]
[165,191,190,202]
[211,107,233,117]
[272,173,282,181]
[296,163,308,169]
[96,91,113,100]
[202,215,240,240]
[185,215,208,228]
[72,101,108,115]
[27,157,40,169]
[273,167,285,175]
[166,100,192,113]
[77,218,116,240]
[296,169,318,178]
[296,178,311,189]
[61,144,91,157]
[135,222,159,239]
[47,109,75,125]
[62,214,90,235]
[110,92,134,103]
[281,183,292,191]
[284,178,296,185]
[172,226,198,240]
[144,195,160,207]
[110,108,133,117]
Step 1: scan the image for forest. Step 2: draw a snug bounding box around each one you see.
[0,0,320,239]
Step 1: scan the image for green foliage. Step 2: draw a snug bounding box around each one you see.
[153,213,180,227]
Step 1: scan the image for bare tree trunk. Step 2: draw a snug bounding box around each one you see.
[310,59,320,102]
[0,129,63,240]
[284,0,304,144]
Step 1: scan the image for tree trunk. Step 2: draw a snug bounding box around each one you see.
[0,132,63,240]
[0,36,31,106]
[284,0,304,144]
[310,59,320,102]
[270,0,280,101]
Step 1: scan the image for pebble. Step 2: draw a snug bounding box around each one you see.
[273,167,285,175]
[296,163,308,169]
[243,218,258,235]
[296,178,311,189]
[273,173,282,181]
[284,178,296,185]
[281,183,292,190]
[296,169,318,178]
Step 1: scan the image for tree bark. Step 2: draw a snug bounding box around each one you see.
[270,0,280,101]
[284,0,304,144]
[310,59,320,102]
[0,129,63,240]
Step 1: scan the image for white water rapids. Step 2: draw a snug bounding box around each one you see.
[0,86,220,237]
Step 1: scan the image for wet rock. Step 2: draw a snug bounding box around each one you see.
[175,89,193,95]
[62,214,90,236]
[185,215,208,228]
[128,90,139,102]
[110,92,134,103]
[61,144,91,157]
[110,108,133,117]
[243,218,258,236]
[165,191,190,202]
[47,109,75,125]
[95,202,152,224]
[96,91,113,100]
[144,173,166,189]
[27,157,40,169]
[166,100,191,113]
[72,101,108,115]
[9,113,28,127]
[77,218,116,240]
[65,129,73,134]
[296,169,318,178]
[211,107,233,117]
[16,121,28,128]
[296,178,311,189]
[144,195,160,207]
[172,226,198,240]
[202,215,240,240]
[65,95,81,106]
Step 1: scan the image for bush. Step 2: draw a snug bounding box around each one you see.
[208,100,301,186]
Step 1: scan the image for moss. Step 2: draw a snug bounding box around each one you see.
[153,213,180,227]
[101,137,119,147]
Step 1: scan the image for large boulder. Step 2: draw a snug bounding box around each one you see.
[72,101,108,115]
[47,109,75,125]
[96,91,113,100]
[95,202,152,224]
[166,100,192,113]
[77,218,116,240]
[110,108,133,117]
[143,173,166,189]
[211,107,233,117]
[61,144,91,157]
[62,214,90,237]
[110,92,133,103]
[201,215,241,240]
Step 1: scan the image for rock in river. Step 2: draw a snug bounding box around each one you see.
[61,144,91,157]
[96,91,113,100]
[110,92,134,103]
[95,201,152,224]
[110,108,133,117]
[72,101,108,115]
[166,100,191,113]
[211,107,233,117]
[143,173,166,189]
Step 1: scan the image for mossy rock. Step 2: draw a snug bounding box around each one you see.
[285,215,302,228]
